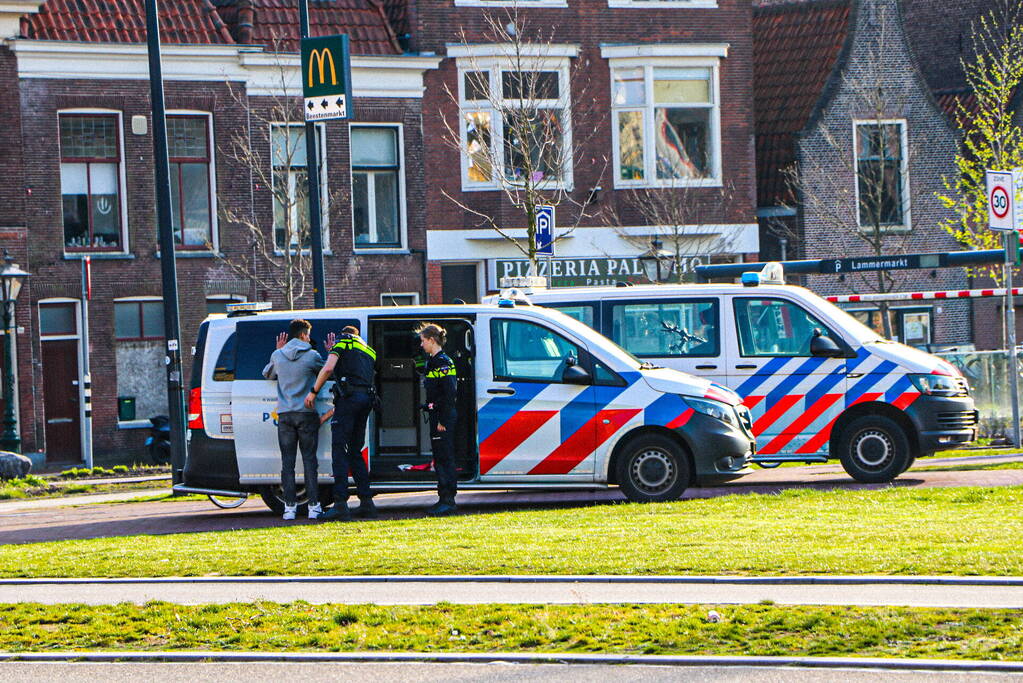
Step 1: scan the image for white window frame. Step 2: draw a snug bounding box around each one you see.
[58,108,130,255]
[349,122,408,253]
[456,0,566,6]
[852,118,911,232]
[607,54,723,189]
[166,110,219,253]
[269,122,330,254]
[608,0,716,7]
[380,292,420,306]
[456,54,574,192]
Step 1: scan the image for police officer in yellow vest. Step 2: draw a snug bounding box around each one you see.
[417,323,459,516]
[306,325,377,521]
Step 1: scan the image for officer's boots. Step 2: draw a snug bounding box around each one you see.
[355,498,378,519]
[320,504,353,522]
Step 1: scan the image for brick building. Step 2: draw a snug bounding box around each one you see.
[405,0,760,302]
[0,0,439,464]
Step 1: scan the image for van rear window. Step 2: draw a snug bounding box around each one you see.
[233,318,360,380]
[190,322,209,389]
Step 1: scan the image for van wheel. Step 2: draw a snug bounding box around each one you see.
[259,485,311,516]
[836,416,911,483]
[615,434,691,503]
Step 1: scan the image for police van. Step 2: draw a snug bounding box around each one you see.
[178,302,755,513]
[493,266,978,483]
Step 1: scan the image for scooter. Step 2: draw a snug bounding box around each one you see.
[145,415,171,465]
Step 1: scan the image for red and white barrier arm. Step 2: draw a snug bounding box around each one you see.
[826,288,1023,304]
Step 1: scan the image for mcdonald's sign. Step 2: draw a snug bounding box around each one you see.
[300,34,353,121]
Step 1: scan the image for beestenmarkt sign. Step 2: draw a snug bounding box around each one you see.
[300,34,353,121]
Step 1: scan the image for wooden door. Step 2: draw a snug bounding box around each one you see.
[42,339,82,462]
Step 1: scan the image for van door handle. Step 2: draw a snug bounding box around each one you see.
[695,364,718,370]
[487,388,516,396]
[735,364,757,370]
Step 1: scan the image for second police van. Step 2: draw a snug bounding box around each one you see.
[178,302,755,513]
[500,265,979,483]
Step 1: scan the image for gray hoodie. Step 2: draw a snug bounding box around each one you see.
[262,338,325,414]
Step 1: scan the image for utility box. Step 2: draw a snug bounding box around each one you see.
[117,396,136,422]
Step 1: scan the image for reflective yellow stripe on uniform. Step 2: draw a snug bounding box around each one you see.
[331,337,377,361]
[426,365,456,379]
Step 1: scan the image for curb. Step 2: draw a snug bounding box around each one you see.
[2,574,1023,586]
[1,651,1021,672]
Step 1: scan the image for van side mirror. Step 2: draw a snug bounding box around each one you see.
[810,328,843,358]
[562,364,591,385]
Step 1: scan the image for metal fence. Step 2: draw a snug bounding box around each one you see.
[936,349,1020,439]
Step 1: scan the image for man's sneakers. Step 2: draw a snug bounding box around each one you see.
[282,504,297,521]
[308,503,323,520]
[355,499,379,519]
[320,505,353,522]
[427,500,457,516]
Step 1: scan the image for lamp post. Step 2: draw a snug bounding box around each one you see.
[0,250,29,453]
[639,238,670,283]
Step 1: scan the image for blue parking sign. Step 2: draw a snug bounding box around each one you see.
[534,205,555,256]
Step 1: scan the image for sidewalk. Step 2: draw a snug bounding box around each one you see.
[2,576,1022,608]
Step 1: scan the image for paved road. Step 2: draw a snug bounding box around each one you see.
[2,662,1019,682]
[2,460,1021,545]
[3,576,1023,607]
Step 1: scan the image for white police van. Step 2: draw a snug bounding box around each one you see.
[177,301,755,513]
[496,266,978,483]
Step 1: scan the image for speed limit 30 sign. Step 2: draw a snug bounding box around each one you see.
[987,170,1017,231]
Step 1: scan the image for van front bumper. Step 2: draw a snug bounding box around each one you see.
[676,412,755,484]
[905,395,978,453]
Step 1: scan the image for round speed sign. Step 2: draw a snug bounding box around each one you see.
[992,185,1011,219]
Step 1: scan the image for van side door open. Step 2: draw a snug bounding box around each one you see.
[477,315,598,480]
[727,296,848,458]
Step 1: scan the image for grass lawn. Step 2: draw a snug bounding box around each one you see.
[0,602,1020,661]
[1,486,1021,578]
[914,461,1023,472]
[0,480,169,501]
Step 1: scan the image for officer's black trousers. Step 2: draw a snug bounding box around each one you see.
[430,418,458,504]
[330,390,373,504]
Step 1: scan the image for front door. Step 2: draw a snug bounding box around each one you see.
[477,315,597,480]
[42,338,82,462]
[726,296,847,458]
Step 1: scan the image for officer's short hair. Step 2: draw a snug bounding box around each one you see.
[342,325,359,336]
[288,319,312,340]
[416,322,447,347]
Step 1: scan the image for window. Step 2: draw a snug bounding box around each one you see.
[734,298,833,357]
[271,124,326,250]
[491,318,581,382]
[168,115,213,248]
[351,126,403,248]
[855,121,907,228]
[205,296,246,315]
[849,307,931,346]
[550,304,596,329]
[381,293,419,306]
[608,0,716,6]
[59,113,123,250]
[40,303,77,337]
[213,332,237,382]
[458,62,571,188]
[610,299,718,357]
[114,300,165,341]
[611,64,720,185]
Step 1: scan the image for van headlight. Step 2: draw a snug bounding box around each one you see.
[908,373,962,397]
[683,396,737,426]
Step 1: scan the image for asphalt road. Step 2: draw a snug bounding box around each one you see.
[2,458,1021,545]
[1,662,1020,682]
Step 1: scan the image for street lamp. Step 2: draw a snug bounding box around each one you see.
[0,249,29,453]
[639,238,671,283]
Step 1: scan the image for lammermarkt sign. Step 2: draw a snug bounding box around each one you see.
[491,257,704,288]
[301,34,353,121]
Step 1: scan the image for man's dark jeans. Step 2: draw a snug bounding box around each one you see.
[277,411,320,506]
[331,390,373,504]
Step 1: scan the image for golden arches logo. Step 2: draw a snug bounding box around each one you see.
[307,48,337,88]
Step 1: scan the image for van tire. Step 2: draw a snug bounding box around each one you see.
[259,485,314,516]
[836,415,911,483]
[615,433,691,502]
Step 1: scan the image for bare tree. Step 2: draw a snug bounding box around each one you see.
[607,180,738,283]
[783,0,927,338]
[439,4,606,276]
[210,41,349,310]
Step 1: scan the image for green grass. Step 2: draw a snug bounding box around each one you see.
[914,461,1023,472]
[1,486,1022,578]
[0,480,169,501]
[0,602,1020,660]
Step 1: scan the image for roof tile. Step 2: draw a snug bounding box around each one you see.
[23,0,236,44]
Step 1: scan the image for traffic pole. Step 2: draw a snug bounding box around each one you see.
[144,0,187,485]
[300,0,327,309]
[80,257,92,469]
[1004,231,1022,447]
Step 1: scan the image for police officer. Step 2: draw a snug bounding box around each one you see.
[417,323,458,516]
[306,325,377,521]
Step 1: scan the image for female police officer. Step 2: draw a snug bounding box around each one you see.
[417,323,458,516]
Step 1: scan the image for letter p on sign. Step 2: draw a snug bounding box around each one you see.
[987,170,1016,231]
